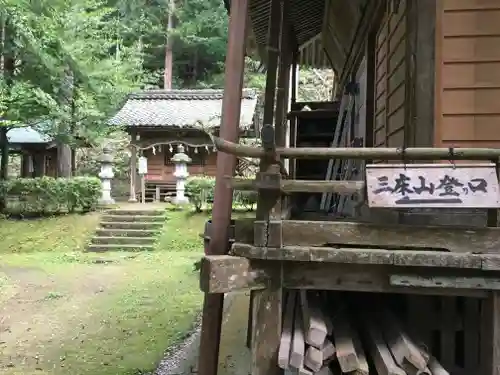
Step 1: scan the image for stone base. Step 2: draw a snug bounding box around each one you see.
[172,196,190,205]
[99,198,116,205]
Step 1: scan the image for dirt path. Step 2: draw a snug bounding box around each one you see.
[0,263,125,373]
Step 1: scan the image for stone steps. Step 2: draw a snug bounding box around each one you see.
[91,236,156,245]
[102,214,166,222]
[87,244,155,252]
[86,208,166,252]
[100,221,164,230]
[94,228,160,237]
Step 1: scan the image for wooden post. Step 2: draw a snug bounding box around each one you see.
[129,132,138,203]
[480,292,500,375]
[141,174,146,204]
[32,152,46,177]
[197,1,249,375]
[21,153,30,178]
[250,1,285,375]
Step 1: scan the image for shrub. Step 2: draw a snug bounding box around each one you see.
[185,176,257,212]
[185,176,216,212]
[0,176,101,216]
[234,190,257,211]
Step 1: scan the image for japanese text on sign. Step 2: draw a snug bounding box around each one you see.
[365,164,500,208]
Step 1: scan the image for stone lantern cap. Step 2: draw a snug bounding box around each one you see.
[171,144,192,164]
[99,146,114,164]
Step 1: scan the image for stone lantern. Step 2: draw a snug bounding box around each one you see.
[171,144,191,205]
[98,146,115,205]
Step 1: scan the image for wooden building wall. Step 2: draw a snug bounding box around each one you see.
[435,0,500,148]
[373,0,410,149]
[143,147,217,181]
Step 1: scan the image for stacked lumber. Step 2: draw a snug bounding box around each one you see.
[278,291,450,375]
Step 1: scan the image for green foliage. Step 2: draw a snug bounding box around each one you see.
[0,176,101,215]
[185,175,257,212]
[185,176,215,212]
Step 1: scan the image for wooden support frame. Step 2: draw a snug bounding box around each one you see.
[251,220,500,254]
[200,255,490,298]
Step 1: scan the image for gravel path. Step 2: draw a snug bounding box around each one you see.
[153,293,251,375]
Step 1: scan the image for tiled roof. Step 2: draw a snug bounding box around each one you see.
[7,127,52,144]
[108,89,258,129]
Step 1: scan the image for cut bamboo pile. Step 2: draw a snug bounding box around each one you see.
[279,291,450,375]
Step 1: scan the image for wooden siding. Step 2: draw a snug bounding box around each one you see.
[143,148,217,182]
[373,0,409,149]
[436,0,500,148]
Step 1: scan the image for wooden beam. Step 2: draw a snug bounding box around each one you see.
[274,220,500,254]
[200,256,489,297]
[390,275,500,291]
[212,136,500,160]
[199,255,270,293]
[227,177,365,194]
[231,243,483,269]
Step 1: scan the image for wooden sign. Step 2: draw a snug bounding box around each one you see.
[366,163,500,208]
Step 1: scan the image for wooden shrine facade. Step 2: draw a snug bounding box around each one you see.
[8,127,59,178]
[108,89,258,202]
[196,1,500,375]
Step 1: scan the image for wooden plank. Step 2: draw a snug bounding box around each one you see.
[363,317,407,375]
[279,290,297,369]
[366,163,500,208]
[254,220,282,248]
[331,307,360,372]
[427,357,449,375]
[282,263,488,297]
[234,218,255,243]
[440,297,456,369]
[252,285,282,375]
[480,291,500,375]
[381,310,429,371]
[305,300,329,348]
[199,255,270,293]
[290,297,306,370]
[228,177,365,195]
[464,298,480,372]
[304,346,323,372]
[321,339,336,361]
[201,257,490,297]
[351,326,369,375]
[279,220,500,254]
[231,243,483,268]
[390,275,500,290]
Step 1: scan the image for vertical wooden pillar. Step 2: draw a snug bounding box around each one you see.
[250,1,285,375]
[32,152,45,177]
[288,50,299,178]
[481,292,500,375]
[129,132,138,203]
[21,153,30,178]
[197,1,249,375]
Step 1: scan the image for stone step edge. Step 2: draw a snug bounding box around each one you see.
[86,244,155,252]
[102,215,166,220]
[99,221,164,226]
[91,236,156,242]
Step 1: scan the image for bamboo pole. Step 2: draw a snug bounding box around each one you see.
[226,177,365,194]
[213,136,500,160]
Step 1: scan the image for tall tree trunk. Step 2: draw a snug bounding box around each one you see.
[163,0,175,89]
[57,70,74,178]
[0,128,8,180]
